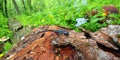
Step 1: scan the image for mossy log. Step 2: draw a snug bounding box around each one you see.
[8,18,33,43]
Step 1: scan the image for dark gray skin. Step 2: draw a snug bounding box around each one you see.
[43,29,69,36]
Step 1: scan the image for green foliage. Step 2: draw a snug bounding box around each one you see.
[0,53,4,58]
[110,19,120,25]
[81,22,107,32]
[13,0,119,31]
[3,42,12,53]
[0,12,12,57]
[0,41,12,57]
[0,12,12,38]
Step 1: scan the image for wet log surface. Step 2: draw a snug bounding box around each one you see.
[1,25,120,60]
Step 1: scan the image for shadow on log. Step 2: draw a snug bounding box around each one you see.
[1,25,120,60]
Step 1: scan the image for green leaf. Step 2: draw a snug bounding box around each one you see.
[3,42,12,53]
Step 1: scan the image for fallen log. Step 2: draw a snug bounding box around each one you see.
[8,18,34,44]
[1,25,120,60]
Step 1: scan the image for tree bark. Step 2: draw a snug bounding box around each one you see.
[0,0,3,14]
[21,0,26,10]
[0,0,8,17]
[4,0,8,17]
[12,0,21,15]
[2,25,120,60]
[28,0,32,10]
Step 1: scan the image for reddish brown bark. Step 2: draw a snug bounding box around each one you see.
[1,25,120,60]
